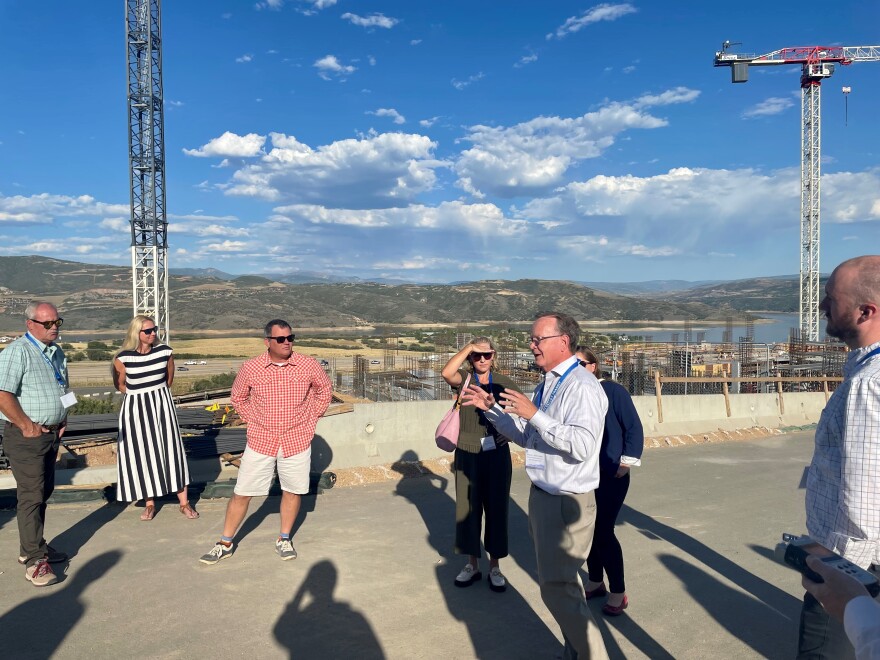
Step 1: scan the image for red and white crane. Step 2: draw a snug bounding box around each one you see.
[714,43,880,342]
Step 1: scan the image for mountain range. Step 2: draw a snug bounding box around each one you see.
[0,255,817,331]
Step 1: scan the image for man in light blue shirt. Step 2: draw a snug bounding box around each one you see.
[463,311,608,659]
[0,301,72,587]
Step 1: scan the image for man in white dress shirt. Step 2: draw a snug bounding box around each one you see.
[799,256,880,659]
[463,311,609,659]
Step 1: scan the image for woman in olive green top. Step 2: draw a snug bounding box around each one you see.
[441,337,522,593]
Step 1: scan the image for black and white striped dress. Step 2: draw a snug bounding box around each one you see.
[115,344,190,502]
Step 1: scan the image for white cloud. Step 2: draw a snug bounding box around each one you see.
[454,89,699,198]
[222,131,445,207]
[548,3,637,40]
[368,108,406,124]
[235,53,254,63]
[255,0,283,9]
[183,132,266,158]
[451,72,485,91]
[742,96,795,118]
[373,256,509,273]
[341,12,398,29]
[314,54,356,80]
[204,240,249,252]
[0,193,129,224]
[514,53,538,68]
[368,55,376,66]
[410,39,422,46]
[419,116,440,128]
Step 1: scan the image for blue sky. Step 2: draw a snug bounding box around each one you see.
[1,1,879,284]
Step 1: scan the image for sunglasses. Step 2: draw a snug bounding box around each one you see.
[578,360,594,367]
[141,327,159,335]
[267,334,295,344]
[471,352,495,361]
[29,318,63,329]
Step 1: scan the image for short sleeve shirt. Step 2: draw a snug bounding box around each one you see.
[0,333,69,426]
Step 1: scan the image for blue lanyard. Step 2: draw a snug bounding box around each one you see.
[533,360,579,412]
[856,346,880,368]
[25,333,66,389]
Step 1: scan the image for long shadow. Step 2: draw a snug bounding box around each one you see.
[392,450,558,659]
[273,559,385,659]
[658,553,796,658]
[589,599,675,660]
[620,504,801,619]
[0,550,122,659]
[49,498,126,562]
[234,434,333,546]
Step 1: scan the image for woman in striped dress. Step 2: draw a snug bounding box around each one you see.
[112,316,198,520]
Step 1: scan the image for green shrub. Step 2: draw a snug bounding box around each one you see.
[189,371,237,392]
[70,397,121,415]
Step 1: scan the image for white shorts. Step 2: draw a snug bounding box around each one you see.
[233,445,311,496]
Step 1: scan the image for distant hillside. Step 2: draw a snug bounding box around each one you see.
[0,256,729,331]
[581,279,723,296]
[664,275,827,313]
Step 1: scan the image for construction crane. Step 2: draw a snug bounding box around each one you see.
[714,43,880,342]
[126,0,169,342]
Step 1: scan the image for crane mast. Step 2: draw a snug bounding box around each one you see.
[126,0,169,342]
[714,44,880,342]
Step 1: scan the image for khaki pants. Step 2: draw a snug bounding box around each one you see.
[529,485,608,660]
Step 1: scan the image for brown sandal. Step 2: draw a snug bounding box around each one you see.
[140,505,156,521]
[180,502,199,519]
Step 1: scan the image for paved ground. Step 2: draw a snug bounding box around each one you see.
[0,432,816,659]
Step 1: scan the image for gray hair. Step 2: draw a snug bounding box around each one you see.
[24,301,56,321]
[534,311,580,352]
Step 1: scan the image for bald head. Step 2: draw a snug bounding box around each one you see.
[821,256,880,348]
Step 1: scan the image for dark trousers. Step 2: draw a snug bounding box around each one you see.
[586,470,630,593]
[797,592,855,659]
[453,443,511,559]
[3,423,60,566]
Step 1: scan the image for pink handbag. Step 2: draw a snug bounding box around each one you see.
[435,374,471,452]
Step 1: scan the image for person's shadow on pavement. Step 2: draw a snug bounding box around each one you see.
[0,550,122,659]
[273,559,385,659]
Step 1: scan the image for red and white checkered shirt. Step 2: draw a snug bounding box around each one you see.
[231,350,332,458]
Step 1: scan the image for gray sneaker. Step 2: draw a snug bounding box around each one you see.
[276,537,297,560]
[19,545,68,565]
[200,541,234,565]
[25,559,58,587]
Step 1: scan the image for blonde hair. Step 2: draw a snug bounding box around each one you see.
[119,315,155,353]
[466,335,499,374]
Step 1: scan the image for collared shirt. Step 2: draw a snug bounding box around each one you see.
[844,596,880,660]
[806,340,880,569]
[484,354,608,495]
[0,332,68,426]
[230,350,332,458]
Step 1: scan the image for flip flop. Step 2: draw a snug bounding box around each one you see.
[180,503,199,519]
[140,505,156,521]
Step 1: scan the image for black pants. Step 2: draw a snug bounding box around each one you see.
[453,443,512,559]
[797,592,854,659]
[3,423,60,566]
[586,470,630,593]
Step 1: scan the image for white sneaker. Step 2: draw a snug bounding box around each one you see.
[454,563,481,587]
[275,537,297,560]
[488,567,507,592]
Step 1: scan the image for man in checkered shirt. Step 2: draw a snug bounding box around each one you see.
[200,319,332,565]
[798,256,880,659]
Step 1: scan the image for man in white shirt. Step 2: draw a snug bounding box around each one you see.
[463,312,609,659]
[800,256,880,658]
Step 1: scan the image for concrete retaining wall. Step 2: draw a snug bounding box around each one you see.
[317,392,829,471]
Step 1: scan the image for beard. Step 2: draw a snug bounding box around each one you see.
[825,317,858,345]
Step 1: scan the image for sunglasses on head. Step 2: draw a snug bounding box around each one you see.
[141,327,159,335]
[471,351,495,361]
[267,334,295,344]
[29,318,63,329]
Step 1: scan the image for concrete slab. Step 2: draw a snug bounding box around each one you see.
[0,432,817,659]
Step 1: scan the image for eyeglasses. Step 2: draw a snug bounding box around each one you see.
[141,327,159,335]
[471,352,495,361]
[578,360,595,367]
[267,334,295,344]
[29,318,63,329]
[528,334,562,346]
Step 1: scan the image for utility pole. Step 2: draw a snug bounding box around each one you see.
[714,43,880,341]
[126,0,169,341]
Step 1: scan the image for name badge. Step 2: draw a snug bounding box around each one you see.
[525,449,546,470]
[60,392,78,409]
[480,435,496,451]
